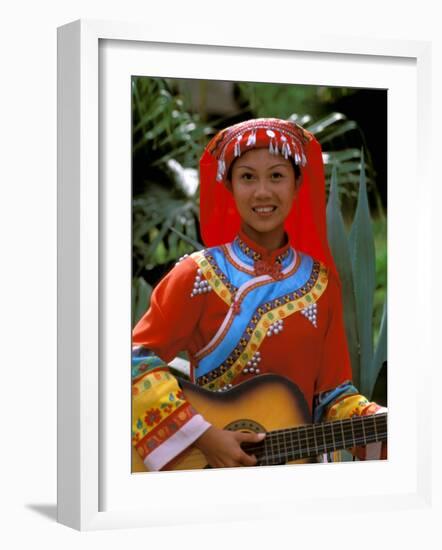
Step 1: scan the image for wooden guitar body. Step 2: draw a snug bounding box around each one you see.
[132,373,387,472]
[132,374,312,472]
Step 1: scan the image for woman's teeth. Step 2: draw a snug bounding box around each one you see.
[253,206,276,213]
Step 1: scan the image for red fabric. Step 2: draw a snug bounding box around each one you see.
[199,118,338,278]
[132,254,352,413]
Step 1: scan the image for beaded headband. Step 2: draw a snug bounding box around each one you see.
[205,118,312,184]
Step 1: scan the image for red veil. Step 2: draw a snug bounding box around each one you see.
[199,118,337,276]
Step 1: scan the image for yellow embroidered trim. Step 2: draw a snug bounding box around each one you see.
[191,251,233,306]
[202,264,329,390]
[325,394,371,421]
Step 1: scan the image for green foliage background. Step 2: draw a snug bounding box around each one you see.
[132,76,387,404]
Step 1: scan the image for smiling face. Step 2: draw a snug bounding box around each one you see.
[228,148,298,250]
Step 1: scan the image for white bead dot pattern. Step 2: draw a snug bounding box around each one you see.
[266,318,284,336]
[217,383,233,392]
[300,303,318,328]
[190,268,213,297]
[242,351,262,376]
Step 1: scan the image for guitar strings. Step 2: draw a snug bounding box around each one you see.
[242,415,387,451]
[245,431,388,454]
[258,413,387,438]
[245,432,388,463]
[253,416,387,455]
[256,436,388,466]
[265,426,387,455]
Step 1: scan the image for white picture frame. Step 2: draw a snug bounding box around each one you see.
[57,19,434,531]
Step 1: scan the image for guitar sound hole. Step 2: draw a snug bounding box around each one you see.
[224,419,266,433]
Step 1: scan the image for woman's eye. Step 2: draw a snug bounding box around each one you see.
[271,172,284,180]
[240,172,254,181]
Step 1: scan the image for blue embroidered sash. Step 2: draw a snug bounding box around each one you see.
[196,250,314,379]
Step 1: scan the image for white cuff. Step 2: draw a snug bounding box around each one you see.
[144,414,211,471]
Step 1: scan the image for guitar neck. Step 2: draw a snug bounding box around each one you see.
[245,413,388,466]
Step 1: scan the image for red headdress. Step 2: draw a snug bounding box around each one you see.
[199,117,337,274]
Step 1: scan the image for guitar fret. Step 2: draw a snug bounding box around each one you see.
[289,433,294,461]
[335,422,344,448]
[275,434,280,464]
[275,434,282,464]
[264,436,270,465]
[303,426,310,456]
[282,435,289,462]
[340,420,346,447]
[365,415,376,443]
[273,435,277,463]
[323,423,334,452]
[352,417,364,445]
[291,431,298,461]
[321,423,328,454]
[313,425,319,455]
[297,426,303,459]
[263,437,269,465]
[270,435,276,465]
[361,416,367,445]
[330,422,337,450]
[285,433,291,462]
[292,428,301,460]
[350,417,356,447]
[279,434,284,463]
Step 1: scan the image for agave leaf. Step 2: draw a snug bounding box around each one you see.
[325,149,361,162]
[319,121,358,144]
[307,112,347,134]
[326,166,360,387]
[369,300,387,399]
[348,151,376,395]
[132,277,153,327]
[328,161,365,175]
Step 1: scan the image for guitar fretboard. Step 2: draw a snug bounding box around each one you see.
[243,413,387,465]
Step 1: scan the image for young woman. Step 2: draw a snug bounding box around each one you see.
[131,118,386,471]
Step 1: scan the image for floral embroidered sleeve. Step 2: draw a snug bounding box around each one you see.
[131,257,211,471]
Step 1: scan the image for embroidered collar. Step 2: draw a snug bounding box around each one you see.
[232,230,293,280]
[234,229,291,265]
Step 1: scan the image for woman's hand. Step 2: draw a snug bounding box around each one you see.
[194,426,266,468]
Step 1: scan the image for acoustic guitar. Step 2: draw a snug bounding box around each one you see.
[132,373,387,472]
